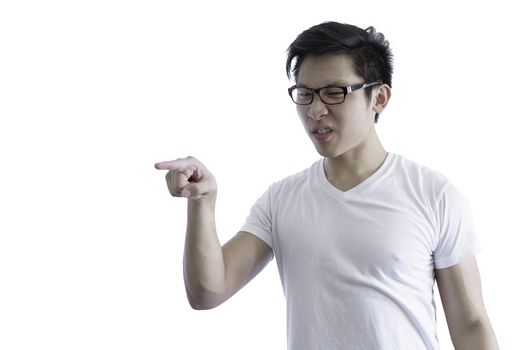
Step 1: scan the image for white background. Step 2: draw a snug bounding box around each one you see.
[1,0,522,349]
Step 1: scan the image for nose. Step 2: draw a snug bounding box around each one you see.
[307,94,328,120]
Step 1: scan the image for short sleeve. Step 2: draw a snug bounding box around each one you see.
[433,182,482,269]
[239,185,274,250]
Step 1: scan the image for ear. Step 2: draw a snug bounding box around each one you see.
[372,84,392,114]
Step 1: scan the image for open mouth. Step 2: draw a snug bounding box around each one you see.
[312,127,333,141]
[313,127,332,135]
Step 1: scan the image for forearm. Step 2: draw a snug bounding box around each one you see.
[183,193,226,309]
[452,320,499,350]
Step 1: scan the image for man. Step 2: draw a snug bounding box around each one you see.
[155,22,498,349]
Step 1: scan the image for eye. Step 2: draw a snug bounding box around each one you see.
[296,89,313,96]
[322,87,345,96]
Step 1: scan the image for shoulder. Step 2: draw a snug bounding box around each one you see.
[392,152,451,198]
[266,159,321,196]
[393,153,447,181]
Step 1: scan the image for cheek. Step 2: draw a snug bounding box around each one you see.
[332,109,368,136]
[338,101,372,123]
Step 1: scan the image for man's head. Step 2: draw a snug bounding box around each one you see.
[286,21,393,124]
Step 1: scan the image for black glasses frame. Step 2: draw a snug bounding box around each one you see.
[288,81,382,105]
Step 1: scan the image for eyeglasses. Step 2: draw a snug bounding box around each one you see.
[288,81,381,105]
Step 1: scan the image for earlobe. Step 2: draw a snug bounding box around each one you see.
[373,84,392,114]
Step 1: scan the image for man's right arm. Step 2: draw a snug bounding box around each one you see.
[155,156,273,310]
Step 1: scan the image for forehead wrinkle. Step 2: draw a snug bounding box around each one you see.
[296,55,358,89]
[296,80,350,89]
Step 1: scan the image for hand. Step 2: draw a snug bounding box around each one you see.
[154,156,217,200]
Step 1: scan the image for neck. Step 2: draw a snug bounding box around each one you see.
[323,135,388,190]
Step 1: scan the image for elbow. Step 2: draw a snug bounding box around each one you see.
[186,288,225,310]
[451,318,499,350]
[184,273,228,310]
[188,300,209,310]
[187,296,218,310]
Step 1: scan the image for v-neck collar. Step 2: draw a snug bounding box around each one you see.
[317,152,395,198]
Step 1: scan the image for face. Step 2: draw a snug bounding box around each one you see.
[295,54,385,159]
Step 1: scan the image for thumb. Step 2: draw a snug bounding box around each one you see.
[181,187,192,198]
[181,183,212,199]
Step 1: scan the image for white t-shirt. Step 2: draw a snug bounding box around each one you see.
[240,152,481,350]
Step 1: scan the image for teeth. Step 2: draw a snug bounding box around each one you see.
[316,128,331,134]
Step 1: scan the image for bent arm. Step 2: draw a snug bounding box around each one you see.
[184,194,273,310]
[435,256,499,350]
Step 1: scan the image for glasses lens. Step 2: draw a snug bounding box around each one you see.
[320,87,345,104]
[292,88,313,105]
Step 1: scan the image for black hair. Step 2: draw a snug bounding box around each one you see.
[286,21,393,123]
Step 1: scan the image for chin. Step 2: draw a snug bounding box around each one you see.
[314,145,338,159]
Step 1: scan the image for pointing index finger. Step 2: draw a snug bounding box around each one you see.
[154,159,191,171]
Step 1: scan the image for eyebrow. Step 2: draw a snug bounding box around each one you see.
[296,81,350,89]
